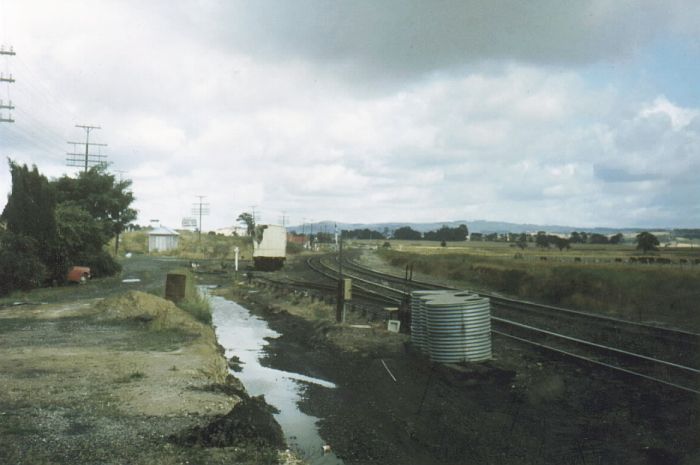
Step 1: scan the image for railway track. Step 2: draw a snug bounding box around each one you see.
[301,253,700,395]
[339,255,700,362]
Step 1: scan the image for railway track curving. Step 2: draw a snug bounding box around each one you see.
[297,253,700,395]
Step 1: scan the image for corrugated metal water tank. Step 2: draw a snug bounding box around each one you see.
[411,290,491,363]
[410,290,443,354]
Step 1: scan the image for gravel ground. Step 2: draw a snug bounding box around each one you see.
[227,255,699,465]
[0,257,292,465]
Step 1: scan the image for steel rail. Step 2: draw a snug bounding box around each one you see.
[306,254,700,394]
[492,317,700,390]
[492,330,700,395]
[343,257,700,344]
[309,256,404,300]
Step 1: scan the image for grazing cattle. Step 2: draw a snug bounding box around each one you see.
[574,257,582,262]
[540,256,547,261]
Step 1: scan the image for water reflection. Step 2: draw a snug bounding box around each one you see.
[210,293,343,464]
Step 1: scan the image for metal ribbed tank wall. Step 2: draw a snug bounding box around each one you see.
[410,290,491,363]
[410,290,443,354]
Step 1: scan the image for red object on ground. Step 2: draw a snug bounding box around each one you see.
[67,266,91,283]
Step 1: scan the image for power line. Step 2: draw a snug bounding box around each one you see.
[66,124,108,172]
[1,120,66,158]
[192,195,210,245]
[250,205,258,223]
[0,44,15,123]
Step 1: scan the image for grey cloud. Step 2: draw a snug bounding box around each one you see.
[614,112,673,153]
[195,0,680,80]
[593,165,660,183]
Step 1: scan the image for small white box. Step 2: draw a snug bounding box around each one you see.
[387,320,401,333]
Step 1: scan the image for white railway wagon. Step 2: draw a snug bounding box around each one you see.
[253,224,287,270]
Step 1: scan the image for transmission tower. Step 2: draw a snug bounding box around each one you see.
[192,196,210,245]
[0,44,15,123]
[66,124,108,172]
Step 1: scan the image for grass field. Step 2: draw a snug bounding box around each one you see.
[353,238,700,264]
[355,239,700,332]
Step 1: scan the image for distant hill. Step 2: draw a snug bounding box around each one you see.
[287,220,661,235]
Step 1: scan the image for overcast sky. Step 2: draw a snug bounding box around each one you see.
[1,0,699,230]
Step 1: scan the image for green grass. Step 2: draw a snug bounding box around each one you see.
[173,268,212,325]
[116,230,253,262]
[360,238,700,262]
[378,248,700,331]
[0,255,190,307]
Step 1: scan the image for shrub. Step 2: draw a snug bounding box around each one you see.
[0,232,47,295]
[79,249,122,278]
[286,242,303,255]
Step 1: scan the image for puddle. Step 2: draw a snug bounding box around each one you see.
[209,293,343,464]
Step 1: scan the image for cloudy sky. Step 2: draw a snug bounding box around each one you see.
[1,0,699,230]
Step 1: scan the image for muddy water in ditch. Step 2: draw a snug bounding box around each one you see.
[210,293,343,465]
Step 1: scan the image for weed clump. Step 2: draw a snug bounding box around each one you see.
[95,290,205,333]
[171,269,213,325]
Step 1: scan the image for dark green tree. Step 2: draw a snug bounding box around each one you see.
[635,232,660,253]
[0,231,47,294]
[569,231,583,243]
[589,233,609,244]
[55,203,104,261]
[393,226,422,240]
[424,224,469,242]
[609,233,624,244]
[549,235,570,251]
[53,166,136,254]
[237,212,256,236]
[1,160,64,282]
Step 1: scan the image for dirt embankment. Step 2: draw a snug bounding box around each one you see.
[0,290,285,465]
[226,280,699,465]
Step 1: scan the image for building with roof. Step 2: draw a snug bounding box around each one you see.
[148,225,180,253]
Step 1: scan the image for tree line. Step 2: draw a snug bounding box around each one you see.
[0,160,136,295]
[340,224,470,242]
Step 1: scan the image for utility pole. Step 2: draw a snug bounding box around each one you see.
[67,125,107,172]
[336,236,344,322]
[192,196,210,246]
[334,223,339,250]
[279,211,288,227]
[0,45,15,123]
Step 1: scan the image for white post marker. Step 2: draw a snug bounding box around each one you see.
[234,246,240,272]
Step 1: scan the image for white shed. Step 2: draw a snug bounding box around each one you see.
[148,226,180,253]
